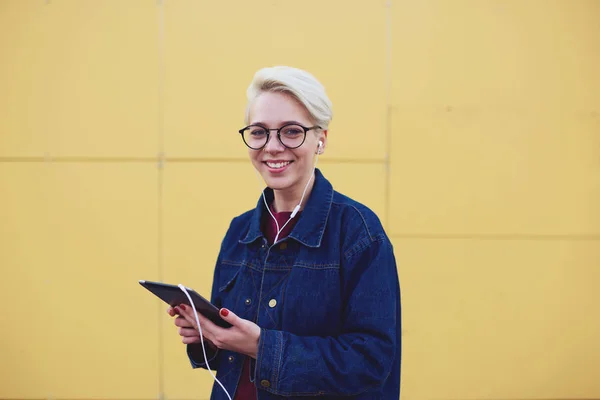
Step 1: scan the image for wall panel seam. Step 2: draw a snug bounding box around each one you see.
[390,233,600,240]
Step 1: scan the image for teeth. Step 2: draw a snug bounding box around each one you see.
[266,161,290,169]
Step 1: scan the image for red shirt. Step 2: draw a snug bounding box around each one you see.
[233,206,299,399]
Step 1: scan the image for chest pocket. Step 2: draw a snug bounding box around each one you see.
[215,263,245,315]
[218,264,241,292]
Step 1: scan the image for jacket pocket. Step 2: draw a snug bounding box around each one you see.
[218,263,242,293]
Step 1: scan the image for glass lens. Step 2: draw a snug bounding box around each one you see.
[243,126,268,149]
[279,125,306,148]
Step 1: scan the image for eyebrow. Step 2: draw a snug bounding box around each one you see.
[250,120,305,127]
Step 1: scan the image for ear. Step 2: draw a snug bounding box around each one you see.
[316,130,328,154]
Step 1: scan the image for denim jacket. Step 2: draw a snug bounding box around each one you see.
[187,168,401,399]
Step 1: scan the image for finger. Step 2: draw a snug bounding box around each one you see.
[182,336,201,345]
[187,311,222,345]
[178,327,200,338]
[218,308,241,327]
[176,305,197,327]
[197,313,224,344]
[174,307,208,336]
[179,305,218,332]
[194,312,219,341]
[167,307,176,317]
[174,316,195,328]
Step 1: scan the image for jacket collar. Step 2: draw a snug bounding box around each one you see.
[240,168,333,248]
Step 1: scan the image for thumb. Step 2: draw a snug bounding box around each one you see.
[219,308,240,326]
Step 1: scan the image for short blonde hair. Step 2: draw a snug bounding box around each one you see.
[244,66,333,130]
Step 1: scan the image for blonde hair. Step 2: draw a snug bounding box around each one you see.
[244,66,333,129]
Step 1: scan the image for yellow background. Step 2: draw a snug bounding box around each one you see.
[1,0,599,399]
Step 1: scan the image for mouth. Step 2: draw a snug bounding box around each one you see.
[263,160,293,172]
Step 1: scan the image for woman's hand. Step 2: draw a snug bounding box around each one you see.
[167,306,207,345]
[172,304,261,359]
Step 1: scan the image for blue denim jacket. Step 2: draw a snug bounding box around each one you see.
[187,168,401,399]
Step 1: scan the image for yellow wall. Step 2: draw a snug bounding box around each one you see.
[1,0,599,399]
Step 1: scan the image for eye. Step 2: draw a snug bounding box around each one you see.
[249,127,267,136]
[281,126,304,136]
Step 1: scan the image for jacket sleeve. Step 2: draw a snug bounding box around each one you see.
[254,237,401,396]
[187,255,222,370]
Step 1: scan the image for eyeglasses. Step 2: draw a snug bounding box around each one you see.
[238,123,321,150]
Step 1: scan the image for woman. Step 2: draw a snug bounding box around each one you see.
[168,66,401,399]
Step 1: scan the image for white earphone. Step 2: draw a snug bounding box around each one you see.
[317,140,323,154]
[177,285,233,400]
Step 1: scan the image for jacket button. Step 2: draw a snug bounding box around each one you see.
[228,355,235,363]
[268,299,277,308]
[260,380,270,388]
[279,242,287,250]
[245,298,252,305]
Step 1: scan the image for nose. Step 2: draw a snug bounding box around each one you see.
[263,132,285,153]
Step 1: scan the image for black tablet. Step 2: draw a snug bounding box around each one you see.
[139,280,232,328]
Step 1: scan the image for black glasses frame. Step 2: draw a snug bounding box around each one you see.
[238,123,321,150]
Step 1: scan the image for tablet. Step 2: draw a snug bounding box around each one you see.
[139,280,232,328]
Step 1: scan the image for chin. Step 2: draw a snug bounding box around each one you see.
[262,174,293,190]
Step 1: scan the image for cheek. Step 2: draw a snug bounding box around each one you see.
[248,149,259,162]
[294,149,315,167]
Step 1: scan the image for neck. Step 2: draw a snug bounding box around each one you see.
[272,171,316,213]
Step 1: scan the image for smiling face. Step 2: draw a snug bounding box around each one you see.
[247,91,326,205]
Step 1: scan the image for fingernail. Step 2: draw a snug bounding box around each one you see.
[220,308,229,317]
[180,304,186,311]
[174,307,181,314]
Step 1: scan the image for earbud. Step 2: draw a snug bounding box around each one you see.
[317,140,323,154]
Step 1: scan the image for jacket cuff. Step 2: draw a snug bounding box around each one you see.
[187,342,219,369]
[255,329,283,393]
